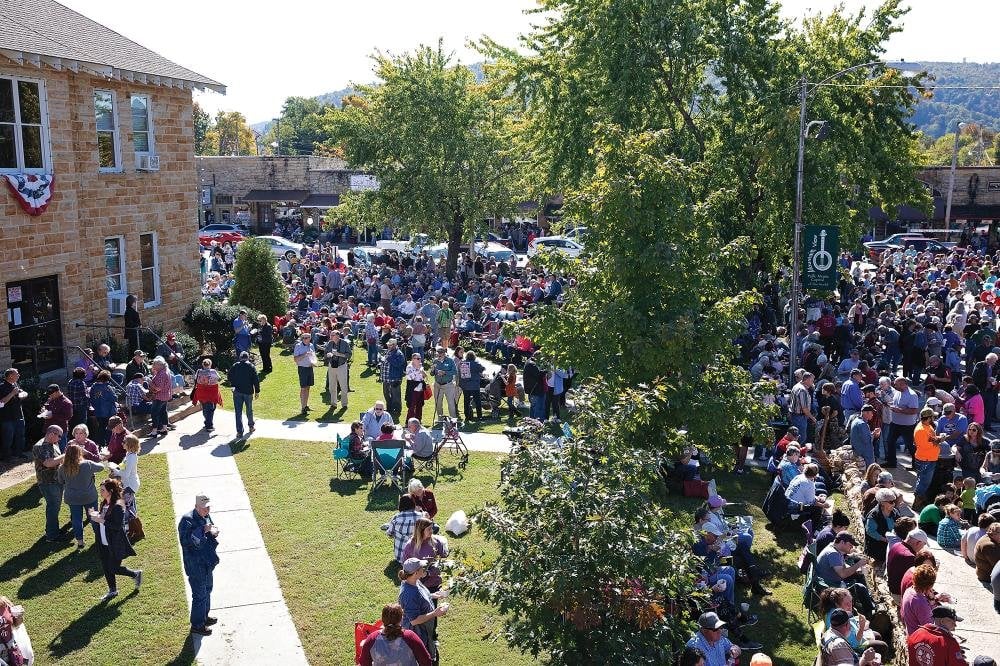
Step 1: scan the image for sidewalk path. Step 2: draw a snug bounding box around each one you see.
[887,452,998,661]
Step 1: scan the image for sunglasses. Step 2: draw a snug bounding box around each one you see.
[374,408,384,412]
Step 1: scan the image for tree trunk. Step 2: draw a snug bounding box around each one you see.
[446,210,464,278]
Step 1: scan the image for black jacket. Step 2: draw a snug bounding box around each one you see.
[522,360,545,396]
[98,502,136,561]
[228,360,260,395]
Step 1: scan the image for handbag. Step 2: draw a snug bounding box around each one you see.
[354,620,383,664]
[128,516,145,542]
[423,383,433,401]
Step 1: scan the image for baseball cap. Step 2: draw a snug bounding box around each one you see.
[973,657,997,666]
[877,472,894,485]
[932,604,963,622]
[907,529,929,545]
[701,523,724,536]
[697,611,726,630]
[829,608,851,628]
[707,495,728,509]
[167,332,176,339]
[195,494,210,509]
[133,349,146,356]
[862,384,877,392]
[402,557,428,574]
[46,383,60,394]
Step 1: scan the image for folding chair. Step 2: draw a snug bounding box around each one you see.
[332,434,362,479]
[370,439,408,493]
[411,436,448,484]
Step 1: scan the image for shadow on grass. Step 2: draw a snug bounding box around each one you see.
[0,535,66,579]
[164,634,198,666]
[316,405,348,423]
[2,483,41,517]
[329,477,367,496]
[18,546,104,599]
[366,489,402,512]
[227,439,250,456]
[48,591,136,658]
[383,559,402,586]
[360,368,377,379]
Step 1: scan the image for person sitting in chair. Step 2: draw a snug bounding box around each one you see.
[362,401,395,440]
[404,418,434,459]
[347,420,372,477]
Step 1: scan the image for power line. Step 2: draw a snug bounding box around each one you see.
[814,83,1000,90]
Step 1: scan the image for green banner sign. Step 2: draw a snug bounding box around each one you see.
[803,225,839,291]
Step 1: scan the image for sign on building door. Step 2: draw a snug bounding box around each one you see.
[803,225,839,291]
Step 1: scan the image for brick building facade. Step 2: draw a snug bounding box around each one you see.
[918,166,1000,223]
[196,156,351,231]
[1,1,223,375]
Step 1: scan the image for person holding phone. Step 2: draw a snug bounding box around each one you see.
[398,558,449,662]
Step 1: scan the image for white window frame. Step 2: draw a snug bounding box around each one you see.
[94,89,122,173]
[129,93,155,160]
[139,232,161,307]
[0,73,51,175]
[104,235,126,296]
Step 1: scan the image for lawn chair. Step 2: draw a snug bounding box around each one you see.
[332,433,362,480]
[411,436,448,484]
[800,542,830,623]
[370,439,408,494]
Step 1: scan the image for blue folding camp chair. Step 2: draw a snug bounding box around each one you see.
[332,433,362,479]
[370,439,408,493]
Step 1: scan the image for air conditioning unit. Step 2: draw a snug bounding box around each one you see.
[137,154,160,171]
[107,293,128,317]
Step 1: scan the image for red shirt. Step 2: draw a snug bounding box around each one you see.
[817,315,836,337]
[907,623,968,666]
[886,542,915,595]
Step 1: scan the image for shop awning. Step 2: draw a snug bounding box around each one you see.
[299,194,341,208]
[241,189,310,202]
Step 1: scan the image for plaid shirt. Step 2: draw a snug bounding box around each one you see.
[384,510,421,563]
[66,378,89,412]
[126,381,148,407]
[379,355,392,383]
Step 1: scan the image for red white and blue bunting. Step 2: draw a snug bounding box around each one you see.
[4,173,54,216]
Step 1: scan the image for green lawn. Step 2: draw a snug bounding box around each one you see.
[0,456,195,665]
[232,437,536,665]
[248,345,527,433]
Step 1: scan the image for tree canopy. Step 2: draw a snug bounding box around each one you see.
[322,42,522,276]
[202,110,257,156]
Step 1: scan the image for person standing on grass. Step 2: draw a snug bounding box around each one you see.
[192,358,222,432]
[178,494,220,636]
[382,339,406,421]
[293,332,318,413]
[33,425,66,542]
[398,557,449,663]
[325,330,352,410]
[256,314,274,374]
[359,602,433,666]
[105,416,130,464]
[228,351,260,439]
[405,353,428,422]
[90,477,141,602]
[431,347,457,420]
[56,443,105,550]
[233,310,252,356]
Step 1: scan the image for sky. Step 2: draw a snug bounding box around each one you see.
[57,0,999,124]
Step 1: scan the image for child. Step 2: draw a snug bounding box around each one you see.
[961,477,978,523]
[917,494,949,537]
[120,434,141,520]
[935,504,965,550]
[376,422,395,441]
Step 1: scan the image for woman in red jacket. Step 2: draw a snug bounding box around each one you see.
[191,358,223,432]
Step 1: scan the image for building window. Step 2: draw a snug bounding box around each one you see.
[104,237,125,295]
[130,94,153,155]
[0,76,48,173]
[7,276,64,374]
[140,233,160,306]
[94,90,120,171]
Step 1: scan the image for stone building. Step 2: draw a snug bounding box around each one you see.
[196,156,351,231]
[918,166,1000,225]
[0,0,223,375]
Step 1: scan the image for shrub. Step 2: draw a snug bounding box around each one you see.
[183,300,261,357]
[228,237,288,318]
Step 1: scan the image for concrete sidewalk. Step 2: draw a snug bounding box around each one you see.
[888,453,999,661]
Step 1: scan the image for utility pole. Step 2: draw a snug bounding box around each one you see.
[943,121,965,236]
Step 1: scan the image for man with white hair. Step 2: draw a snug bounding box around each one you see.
[404,418,434,458]
[362,401,394,440]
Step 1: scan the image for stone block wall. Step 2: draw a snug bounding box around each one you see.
[919,166,1000,207]
[0,62,200,368]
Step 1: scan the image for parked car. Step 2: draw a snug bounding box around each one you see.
[528,236,584,258]
[863,234,948,259]
[562,226,588,243]
[474,232,512,248]
[198,224,245,246]
[425,241,516,263]
[256,235,304,259]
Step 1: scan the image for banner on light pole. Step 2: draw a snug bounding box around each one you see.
[803,224,839,291]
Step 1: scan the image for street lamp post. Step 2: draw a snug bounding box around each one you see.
[788,61,918,379]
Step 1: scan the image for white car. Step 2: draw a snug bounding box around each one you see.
[527,236,584,258]
[425,241,516,263]
[562,226,588,243]
[257,235,304,259]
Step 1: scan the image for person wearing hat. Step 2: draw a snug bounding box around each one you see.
[685,611,743,666]
[397,557,449,661]
[228,350,260,439]
[430,347,458,420]
[293,332,318,413]
[177,494,220,636]
[693,522,738,608]
[884,376,919,469]
[820,608,881,666]
[848,405,879,469]
[124,349,150,385]
[816,532,876,616]
[33,425,67,542]
[913,407,946,508]
[973,657,997,666]
[906,604,966,665]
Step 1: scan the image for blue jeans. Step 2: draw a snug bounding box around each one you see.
[152,399,169,430]
[68,501,97,542]
[913,458,938,501]
[529,394,545,420]
[0,418,25,458]
[708,565,737,606]
[367,340,379,366]
[789,414,808,442]
[202,402,216,429]
[188,567,214,628]
[39,482,63,539]
[233,391,254,436]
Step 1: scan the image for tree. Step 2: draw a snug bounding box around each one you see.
[204,111,257,156]
[227,238,288,317]
[921,124,997,166]
[325,42,521,276]
[193,102,211,155]
[268,96,328,155]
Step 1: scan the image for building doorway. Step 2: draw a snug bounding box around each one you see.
[6,275,65,374]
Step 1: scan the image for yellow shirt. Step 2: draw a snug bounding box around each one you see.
[913,422,939,462]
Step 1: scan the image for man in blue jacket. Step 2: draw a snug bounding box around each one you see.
[178,493,220,636]
[381,338,406,420]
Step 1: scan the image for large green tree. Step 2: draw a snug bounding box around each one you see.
[204,111,257,156]
[325,43,521,276]
[193,102,211,155]
[268,96,329,155]
[228,238,288,317]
